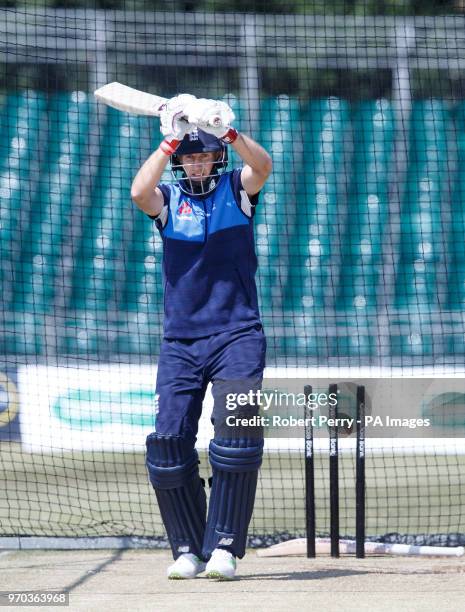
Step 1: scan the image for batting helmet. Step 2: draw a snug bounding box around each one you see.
[171,128,228,196]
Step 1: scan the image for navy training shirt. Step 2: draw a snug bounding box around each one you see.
[150,169,262,339]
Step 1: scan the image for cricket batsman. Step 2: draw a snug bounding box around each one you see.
[131,94,272,580]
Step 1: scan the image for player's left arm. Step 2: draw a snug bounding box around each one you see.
[183,98,272,195]
[232,133,273,196]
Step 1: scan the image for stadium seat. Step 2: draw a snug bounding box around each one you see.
[12,92,91,314]
[446,102,465,309]
[121,213,163,313]
[328,332,374,358]
[448,257,465,311]
[284,97,349,313]
[390,331,433,357]
[336,99,395,313]
[0,312,43,355]
[115,311,162,355]
[69,109,150,313]
[448,189,465,263]
[394,100,449,313]
[444,331,465,355]
[394,259,439,311]
[276,333,328,359]
[336,260,383,313]
[0,91,48,311]
[255,96,302,313]
[274,316,329,358]
[61,313,109,356]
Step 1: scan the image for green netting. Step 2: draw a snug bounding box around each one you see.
[0,5,464,548]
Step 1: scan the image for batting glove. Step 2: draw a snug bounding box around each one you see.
[184,98,238,143]
[159,94,197,142]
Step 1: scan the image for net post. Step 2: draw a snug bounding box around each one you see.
[304,384,315,558]
[356,385,366,558]
[328,383,339,558]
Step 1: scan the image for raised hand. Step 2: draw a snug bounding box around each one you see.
[159,94,197,141]
[184,98,236,141]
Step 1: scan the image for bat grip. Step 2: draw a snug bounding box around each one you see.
[181,114,224,128]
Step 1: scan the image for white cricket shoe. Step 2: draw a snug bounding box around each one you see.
[205,548,237,580]
[167,553,206,580]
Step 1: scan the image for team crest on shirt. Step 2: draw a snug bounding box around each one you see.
[176,200,193,220]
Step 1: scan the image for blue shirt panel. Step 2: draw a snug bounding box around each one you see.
[160,172,250,242]
[153,170,261,338]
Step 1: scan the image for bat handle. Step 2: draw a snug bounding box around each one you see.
[179,114,224,129]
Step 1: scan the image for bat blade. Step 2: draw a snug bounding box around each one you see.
[94,82,167,116]
[256,538,465,558]
[256,538,307,557]
[94,82,226,128]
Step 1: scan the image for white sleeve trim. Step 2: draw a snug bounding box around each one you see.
[239,189,254,218]
[155,204,169,228]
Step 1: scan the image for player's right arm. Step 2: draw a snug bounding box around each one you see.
[130,149,169,217]
[131,93,197,216]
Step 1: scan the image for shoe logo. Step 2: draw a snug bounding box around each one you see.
[218,537,234,546]
[177,545,190,553]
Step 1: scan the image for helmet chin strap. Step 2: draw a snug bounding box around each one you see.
[186,171,220,194]
[189,176,218,195]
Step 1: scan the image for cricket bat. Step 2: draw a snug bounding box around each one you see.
[94,82,168,117]
[256,537,465,558]
[94,82,224,126]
